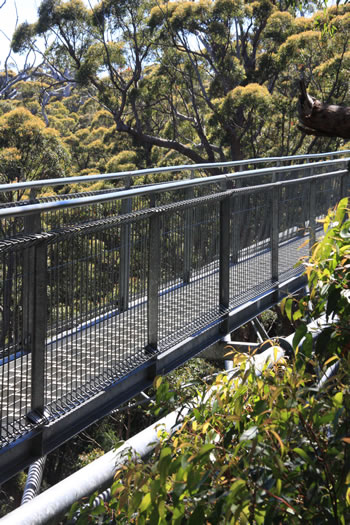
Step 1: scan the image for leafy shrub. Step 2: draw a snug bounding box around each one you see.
[282,197,350,365]
[71,359,350,524]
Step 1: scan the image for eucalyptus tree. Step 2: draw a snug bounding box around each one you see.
[0,106,70,198]
[10,0,350,163]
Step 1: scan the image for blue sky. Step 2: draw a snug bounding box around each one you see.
[0,0,97,70]
[0,0,340,70]
[0,0,40,68]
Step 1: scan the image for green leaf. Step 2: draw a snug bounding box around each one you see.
[293,309,303,321]
[230,479,246,498]
[159,447,172,459]
[293,323,307,350]
[276,478,282,495]
[285,298,293,322]
[187,468,201,493]
[293,447,314,466]
[301,332,313,358]
[159,453,172,484]
[197,443,215,457]
[333,392,343,407]
[280,296,287,316]
[240,425,258,441]
[346,487,350,505]
[139,492,152,513]
[335,198,348,225]
[154,376,162,389]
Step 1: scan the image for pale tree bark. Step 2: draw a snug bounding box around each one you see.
[298,80,350,139]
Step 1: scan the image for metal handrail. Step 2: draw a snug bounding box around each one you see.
[0,150,348,194]
[0,164,347,218]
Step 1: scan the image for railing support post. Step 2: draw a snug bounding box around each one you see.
[271,185,279,288]
[272,160,280,183]
[219,195,231,333]
[231,169,242,263]
[119,177,132,312]
[23,212,48,424]
[183,187,194,284]
[340,163,350,198]
[309,180,316,254]
[147,212,161,353]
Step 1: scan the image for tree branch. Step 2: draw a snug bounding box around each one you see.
[298,80,350,139]
[116,119,207,164]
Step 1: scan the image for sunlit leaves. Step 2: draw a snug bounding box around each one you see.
[0,107,70,186]
[283,198,350,365]
[11,22,36,54]
[10,0,350,165]
[73,355,350,523]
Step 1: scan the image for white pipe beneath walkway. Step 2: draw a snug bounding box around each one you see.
[0,343,299,525]
[0,407,189,525]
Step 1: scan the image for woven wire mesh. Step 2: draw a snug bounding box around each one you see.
[229,189,273,308]
[0,216,24,241]
[45,217,149,419]
[0,162,347,449]
[158,200,221,350]
[316,175,342,217]
[278,182,309,279]
[0,249,32,446]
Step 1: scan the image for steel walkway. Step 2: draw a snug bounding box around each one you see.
[0,151,349,483]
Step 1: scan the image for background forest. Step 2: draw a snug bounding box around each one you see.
[0,0,350,192]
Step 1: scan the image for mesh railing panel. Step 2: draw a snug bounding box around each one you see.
[158,200,221,350]
[44,217,149,419]
[0,249,32,447]
[229,188,273,308]
[0,162,348,448]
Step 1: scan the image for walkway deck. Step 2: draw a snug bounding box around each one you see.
[1,231,308,447]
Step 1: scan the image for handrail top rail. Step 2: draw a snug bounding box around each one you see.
[0,150,349,194]
[0,167,347,219]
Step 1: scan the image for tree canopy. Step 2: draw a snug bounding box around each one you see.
[0,107,69,193]
[8,0,350,167]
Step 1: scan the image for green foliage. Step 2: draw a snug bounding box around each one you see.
[10,0,350,166]
[11,22,35,54]
[0,107,70,190]
[282,198,350,365]
[72,358,350,524]
[106,150,138,173]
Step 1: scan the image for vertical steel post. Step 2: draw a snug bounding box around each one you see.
[23,190,39,351]
[119,177,132,312]
[309,179,316,255]
[183,187,194,284]
[272,160,280,183]
[271,185,279,286]
[23,211,48,422]
[147,211,161,352]
[231,167,242,263]
[340,163,350,198]
[219,195,231,333]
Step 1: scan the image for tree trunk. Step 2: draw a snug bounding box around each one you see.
[298,80,350,139]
